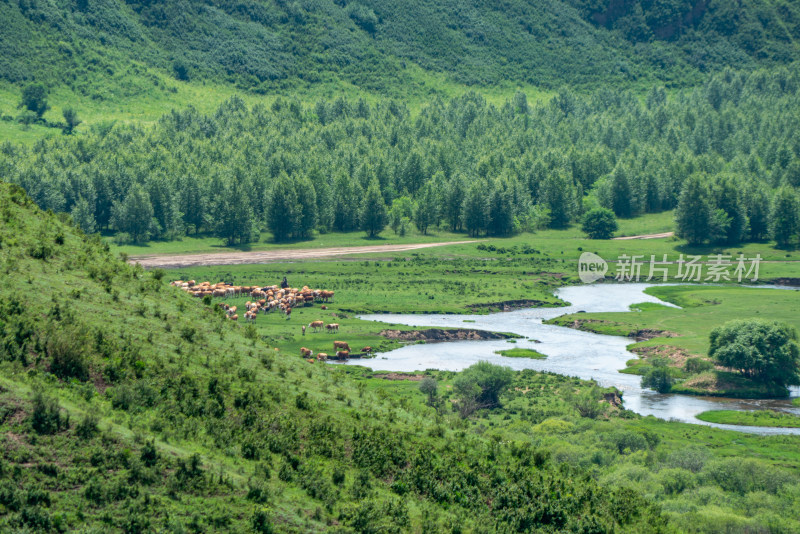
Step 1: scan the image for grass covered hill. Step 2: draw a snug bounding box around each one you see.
[2,0,799,102]
[0,178,669,530]
[4,182,800,532]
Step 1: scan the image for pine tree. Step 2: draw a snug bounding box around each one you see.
[333,172,362,231]
[462,184,488,237]
[414,183,439,235]
[267,173,299,242]
[745,184,770,241]
[71,197,97,234]
[539,172,576,229]
[219,178,258,245]
[487,182,513,236]
[675,174,711,246]
[295,175,317,239]
[610,166,633,218]
[711,175,748,244]
[111,185,155,244]
[360,179,388,237]
[443,175,466,232]
[770,187,800,247]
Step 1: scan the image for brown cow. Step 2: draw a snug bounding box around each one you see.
[316,352,328,361]
[361,346,373,353]
[229,314,238,321]
[300,347,313,358]
[333,341,350,351]
[335,350,349,360]
[309,320,324,333]
[326,323,339,333]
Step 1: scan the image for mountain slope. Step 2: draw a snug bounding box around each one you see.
[0,182,669,531]
[2,0,799,101]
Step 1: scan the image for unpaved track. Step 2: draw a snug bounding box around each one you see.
[130,241,477,269]
[613,231,674,240]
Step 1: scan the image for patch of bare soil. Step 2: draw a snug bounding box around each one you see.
[629,329,679,340]
[379,328,513,342]
[603,392,622,408]
[129,241,476,269]
[373,373,426,381]
[631,345,693,367]
[612,232,674,240]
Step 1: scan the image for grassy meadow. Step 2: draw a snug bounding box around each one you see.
[696,410,800,428]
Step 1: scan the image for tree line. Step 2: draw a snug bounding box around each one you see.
[2,67,800,245]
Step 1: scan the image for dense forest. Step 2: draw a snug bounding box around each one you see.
[4,67,800,245]
[2,0,799,99]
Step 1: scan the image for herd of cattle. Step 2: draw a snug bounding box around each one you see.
[170,280,334,320]
[171,279,367,360]
[301,341,373,363]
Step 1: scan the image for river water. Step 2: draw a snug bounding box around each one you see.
[345,283,800,435]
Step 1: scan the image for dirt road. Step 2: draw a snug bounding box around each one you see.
[129,241,477,269]
[613,232,674,240]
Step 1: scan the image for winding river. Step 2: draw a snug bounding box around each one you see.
[346,283,800,435]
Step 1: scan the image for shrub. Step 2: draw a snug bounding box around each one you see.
[75,414,99,439]
[607,430,649,454]
[29,392,69,435]
[658,468,696,495]
[665,446,710,473]
[709,320,800,386]
[453,361,513,416]
[581,207,618,239]
[642,365,674,393]
[684,357,714,374]
[252,509,274,534]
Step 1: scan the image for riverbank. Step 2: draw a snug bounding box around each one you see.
[545,285,800,399]
[696,409,800,428]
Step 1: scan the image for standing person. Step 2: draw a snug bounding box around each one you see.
[302,325,306,336]
[281,276,289,289]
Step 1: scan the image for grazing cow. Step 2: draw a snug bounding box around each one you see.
[361,346,373,353]
[325,323,339,333]
[316,352,328,361]
[309,320,324,333]
[333,341,350,352]
[335,350,349,360]
[300,347,312,358]
[229,314,238,321]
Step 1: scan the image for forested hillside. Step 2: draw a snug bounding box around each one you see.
[4,67,800,246]
[2,0,799,100]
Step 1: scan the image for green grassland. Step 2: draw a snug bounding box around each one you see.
[494,348,548,359]
[112,228,476,258]
[119,208,800,283]
[696,410,800,428]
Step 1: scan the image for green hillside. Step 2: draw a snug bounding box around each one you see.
[2,0,798,97]
[4,180,800,532]
[0,182,664,531]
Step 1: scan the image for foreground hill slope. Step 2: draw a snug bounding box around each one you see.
[0,182,666,531]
